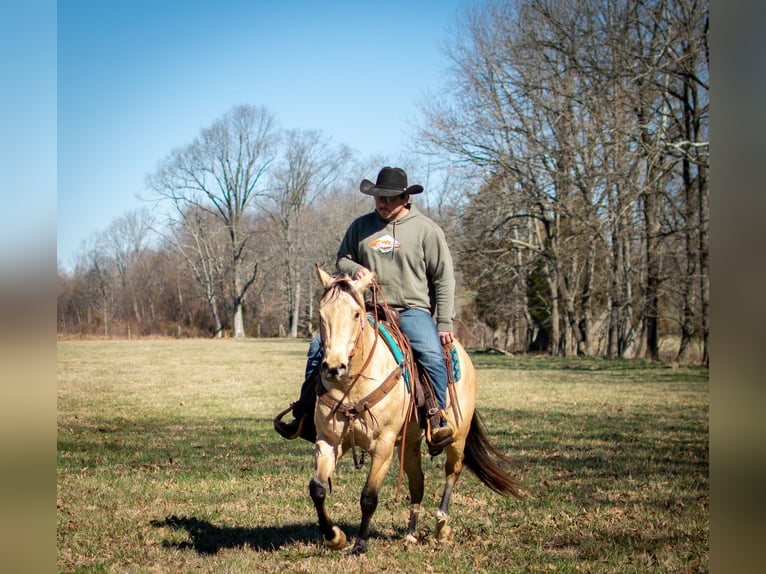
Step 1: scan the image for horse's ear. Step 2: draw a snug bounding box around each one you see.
[316,264,333,287]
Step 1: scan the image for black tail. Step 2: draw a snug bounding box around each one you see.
[463,411,526,499]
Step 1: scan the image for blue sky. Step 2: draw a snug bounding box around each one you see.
[1,1,56,276]
[56,0,469,272]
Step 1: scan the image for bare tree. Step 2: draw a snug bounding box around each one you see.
[147,104,277,337]
[418,0,602,355]
[260,129,352,337]
[457,173,540,352]
[416,0,707,362]
[662,0,709,364]
[167,207,228,337]
[102,209,155,334]
[79,232,118,337]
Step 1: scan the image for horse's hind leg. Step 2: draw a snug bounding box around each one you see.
[435,445,465,542]
[402,424,425,543]
[310,440,346,550]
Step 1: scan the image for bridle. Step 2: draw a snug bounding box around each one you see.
[316,278,407,469]
[317,278,379,385]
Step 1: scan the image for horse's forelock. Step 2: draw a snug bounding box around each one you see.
[321,278,365,309]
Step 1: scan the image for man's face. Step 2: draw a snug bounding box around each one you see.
[374,194,409,221]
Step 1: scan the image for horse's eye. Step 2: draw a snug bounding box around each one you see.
[354,310,360,320]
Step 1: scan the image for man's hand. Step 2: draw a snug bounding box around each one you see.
[439,331,454,345]
[353,267,372,281]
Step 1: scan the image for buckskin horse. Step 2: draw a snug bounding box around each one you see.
[309,266,524,554]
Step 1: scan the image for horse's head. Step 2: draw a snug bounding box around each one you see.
[316,265,374,383]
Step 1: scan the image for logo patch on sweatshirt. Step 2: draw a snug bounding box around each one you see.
[368,234,401,254]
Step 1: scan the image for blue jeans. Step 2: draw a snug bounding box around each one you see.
[305,335,322,380]
[305,308,448,410]
[397,309,448,410]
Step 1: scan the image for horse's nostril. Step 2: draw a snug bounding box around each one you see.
[322,360,347,379]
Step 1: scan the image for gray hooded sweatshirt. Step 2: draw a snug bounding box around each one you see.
[336,204,456,332]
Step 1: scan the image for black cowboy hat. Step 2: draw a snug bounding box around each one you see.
[359,166,423,197]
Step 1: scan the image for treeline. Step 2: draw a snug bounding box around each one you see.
[57,0,708,364]
[57,160,374,341]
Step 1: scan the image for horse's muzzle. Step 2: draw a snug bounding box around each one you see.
[321,359,348,381]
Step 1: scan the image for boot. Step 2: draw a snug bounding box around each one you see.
[273,408,308,440]
[420,378,454,451]
[430,423,454,446]
[273,372,318,442]
[427,411,455,455]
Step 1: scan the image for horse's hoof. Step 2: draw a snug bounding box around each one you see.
[435,510,452,542]
[324,526,346,550]
[404,533,418,545]
[436,523,453,542]
[351,539,368,555]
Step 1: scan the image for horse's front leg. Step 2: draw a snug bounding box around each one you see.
[310,439,346,550]
[351,437,397,555]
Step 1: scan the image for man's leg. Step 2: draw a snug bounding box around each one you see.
[274,336,321,441]
[398,309,454,447]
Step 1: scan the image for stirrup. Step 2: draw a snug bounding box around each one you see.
[273,405,305,440]
[426,411,456,454]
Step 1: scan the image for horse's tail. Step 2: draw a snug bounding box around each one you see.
[463,411,526,499]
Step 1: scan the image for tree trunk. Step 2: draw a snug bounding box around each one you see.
[206,288,223,338]
[641,146,662,362]
[233,298,245,338]
[306,279,315,336]
[698,168,710,367]
[232,259,246,338]
[290,280,301,338]
[579,241,595,356]
[643,248,660,360]
[677,104,698,364]
[102,294,109,337]
[547,265,560,356]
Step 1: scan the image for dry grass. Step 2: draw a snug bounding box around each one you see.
[57,339,708,573]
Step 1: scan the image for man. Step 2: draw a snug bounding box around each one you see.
[274,166,456,448]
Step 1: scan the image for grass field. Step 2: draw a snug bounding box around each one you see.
[57,339,708,573]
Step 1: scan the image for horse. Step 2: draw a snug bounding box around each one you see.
[309,266,525,555]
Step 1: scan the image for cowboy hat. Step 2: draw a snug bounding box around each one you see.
[359,166,423,197]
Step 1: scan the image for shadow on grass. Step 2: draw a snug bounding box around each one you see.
[151,515,317,554]
[150,515,390,555]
